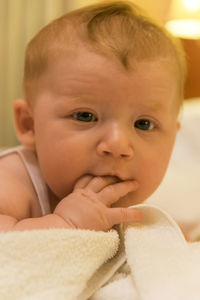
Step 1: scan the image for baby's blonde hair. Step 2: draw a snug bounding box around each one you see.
[24,0,186,103]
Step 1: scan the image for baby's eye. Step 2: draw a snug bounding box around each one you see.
[72,111,98,122]
[134,119,155,131]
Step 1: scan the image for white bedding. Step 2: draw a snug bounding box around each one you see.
[1,204,200,300]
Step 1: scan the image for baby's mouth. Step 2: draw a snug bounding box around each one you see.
[92,173,129,183]
[102,175,122,181]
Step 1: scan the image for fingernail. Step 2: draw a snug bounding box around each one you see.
[132,209,143,221]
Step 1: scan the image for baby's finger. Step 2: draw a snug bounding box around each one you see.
[74,175,94,190]
[99,180,139,206]
[85,176,120,193]
[108,207,143,226]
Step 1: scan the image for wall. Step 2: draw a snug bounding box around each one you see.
[182,39,200,99]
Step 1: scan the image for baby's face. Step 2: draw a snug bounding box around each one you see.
[31,49,180,206]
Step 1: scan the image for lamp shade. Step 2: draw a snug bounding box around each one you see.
[166,0,200,39]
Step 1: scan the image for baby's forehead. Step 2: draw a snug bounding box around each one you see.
[45,52,178,97]
[32,49,180,115]
[24,1,185,105]
[48,46,179,86]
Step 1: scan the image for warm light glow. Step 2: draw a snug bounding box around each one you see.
[184,0,200,12]
[166,19,200,39]
[166,0,200,38]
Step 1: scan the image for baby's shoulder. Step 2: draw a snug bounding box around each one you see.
[0,152,37,219]
[0,151,27,184]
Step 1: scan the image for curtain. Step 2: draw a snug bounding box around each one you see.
[0,0,96,148]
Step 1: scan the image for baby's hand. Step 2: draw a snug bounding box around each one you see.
[54,175,142,231]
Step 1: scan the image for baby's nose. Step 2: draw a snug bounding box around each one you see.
[96,125,134,159]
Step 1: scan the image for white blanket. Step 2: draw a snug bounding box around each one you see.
[0,204,200,300]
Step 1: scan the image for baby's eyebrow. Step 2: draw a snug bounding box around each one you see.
[145,103,164,112]
[57,94,95,106]
[142,100,169,113]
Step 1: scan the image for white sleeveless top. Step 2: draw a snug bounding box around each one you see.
[0,146,51,215]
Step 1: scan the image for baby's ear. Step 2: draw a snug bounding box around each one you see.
[13,99,35,148]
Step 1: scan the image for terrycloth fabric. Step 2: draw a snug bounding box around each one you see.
[0,204,200,300]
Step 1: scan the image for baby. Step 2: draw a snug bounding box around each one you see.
[0,0,186,232]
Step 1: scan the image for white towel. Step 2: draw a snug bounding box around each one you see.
[0,204,200,299]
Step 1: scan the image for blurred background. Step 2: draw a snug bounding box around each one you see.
[0,0,200,148]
